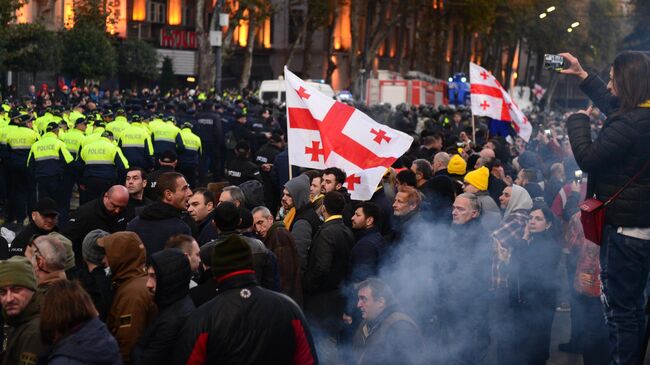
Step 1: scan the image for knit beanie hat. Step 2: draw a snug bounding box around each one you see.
[448,154,467,175]
[48,232,75,271]
[82,229,110,265]
[211,234,253,279]
[464,166,489,191]
[0,256,37,291]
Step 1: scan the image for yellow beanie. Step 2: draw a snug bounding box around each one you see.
[448,154,467,175]
[464,166,489,191]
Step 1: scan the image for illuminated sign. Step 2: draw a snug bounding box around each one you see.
[160,29,197,49]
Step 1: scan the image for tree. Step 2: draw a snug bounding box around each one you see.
[2,23,61,81]
[61,27,116,81]
[159,57,176,95]
[73,0,111,31]
[0,0,24,27]
[118,39,159,88]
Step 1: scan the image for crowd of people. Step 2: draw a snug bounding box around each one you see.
[0,50,649,365]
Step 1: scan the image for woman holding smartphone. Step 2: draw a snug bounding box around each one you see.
[561,51,650,365]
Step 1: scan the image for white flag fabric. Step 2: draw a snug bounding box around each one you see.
[469,62,533,142]
[284,66,413,200]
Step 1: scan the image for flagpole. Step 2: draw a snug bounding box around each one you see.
[472,115,476,144]
[284,65,294,181]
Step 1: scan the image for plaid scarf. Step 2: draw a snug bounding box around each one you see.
[491,209,529,289]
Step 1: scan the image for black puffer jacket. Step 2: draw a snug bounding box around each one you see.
[131,249,195,365]
[173,273,318,365]
[126,201,192,259]
[567,74,650,227]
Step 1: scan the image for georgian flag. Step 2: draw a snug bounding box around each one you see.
[469,62,533,142]
[284,67,413,200]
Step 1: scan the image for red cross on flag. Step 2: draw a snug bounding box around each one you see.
[285,66,413,200]
[469,62,533,142]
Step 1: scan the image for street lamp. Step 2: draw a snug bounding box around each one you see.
[539,12,547,19]
[547,6,556,12]
[571,21,580,28]
[567,28,573,33]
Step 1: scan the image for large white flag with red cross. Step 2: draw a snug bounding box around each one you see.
[284,66,413,201]
[469,62,533,142]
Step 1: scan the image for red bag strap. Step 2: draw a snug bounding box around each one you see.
[604,158,650,206]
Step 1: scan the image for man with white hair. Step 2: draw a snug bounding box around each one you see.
[24,235,68,296]
[432,152,451,176]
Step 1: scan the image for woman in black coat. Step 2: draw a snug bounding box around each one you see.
[560,51,650,364]
[515,204,562,365]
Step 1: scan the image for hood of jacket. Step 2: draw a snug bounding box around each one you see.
[150,249,191,308]
[139,201,183,221]
[284,174,311,211]
[103,232,147,285]
[505,184,533,216]
[48,317,120,365]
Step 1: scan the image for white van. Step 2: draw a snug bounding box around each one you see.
[258,77,335,103]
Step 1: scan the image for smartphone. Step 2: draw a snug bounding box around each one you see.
[575,170,583,182]
[544,129,551,137]
[543,54,567,71]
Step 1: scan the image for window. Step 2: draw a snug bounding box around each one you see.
[148,1,166,24]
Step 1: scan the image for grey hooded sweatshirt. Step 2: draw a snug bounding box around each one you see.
[285,174,322,271]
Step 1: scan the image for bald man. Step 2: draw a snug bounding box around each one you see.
[62,185,130,265]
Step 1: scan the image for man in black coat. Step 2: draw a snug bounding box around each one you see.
[11,198,59,257]
[303,191,354,364]
[132,249,195,365]
[173,235,318,365]
[349,202,385,284]
[193,202,279,306]
[61,185,130,265]
[127,172,192,260]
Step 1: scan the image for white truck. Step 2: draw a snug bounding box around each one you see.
[258,77,335,103]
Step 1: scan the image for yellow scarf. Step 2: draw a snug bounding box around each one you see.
[283,207,297,230]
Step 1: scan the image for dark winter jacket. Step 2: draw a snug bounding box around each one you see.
[303,216,354,333]
[126,202,191,259]
[103,232,156,364]
[41,317,121,365]
[61,198,129,265]
[10,222,56,257]
[2,295,45,365]
[567,74,650,227]
[172,272,318,365]
[225,157,261,187]
[262,222,303,305]
[349,227,385,284]
[78,266,114,322]
[352,305,423,365]
[131,249,195,365]
[369,187,394,236]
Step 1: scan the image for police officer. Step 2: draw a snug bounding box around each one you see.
[61,116,88,221]
[27,122,74,217]
[106,108,130,139]
[255,132,285,210]
[152,115,185,162]
[117,114,154,171]
[225,140,261,186]
[194,101,224,183]
[6,111,40,226]
[78,130,130,204]
[178,122,202,188]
